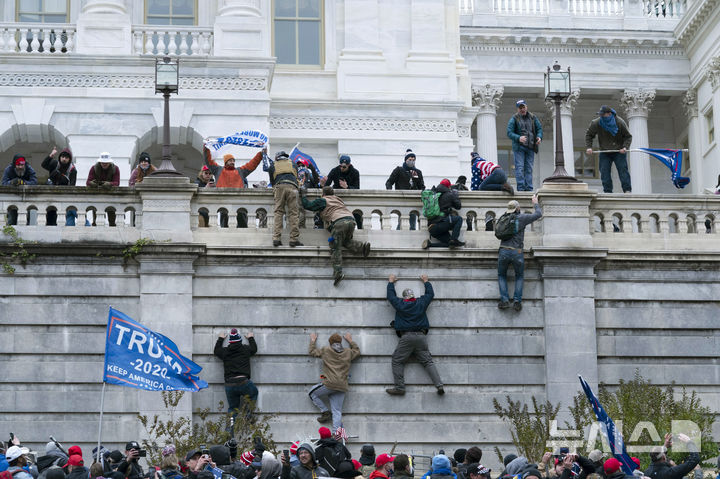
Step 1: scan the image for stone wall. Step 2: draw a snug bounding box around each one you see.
[1,180,719,467]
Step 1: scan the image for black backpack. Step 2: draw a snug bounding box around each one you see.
[317,442,348,476]
[494,212,519,240]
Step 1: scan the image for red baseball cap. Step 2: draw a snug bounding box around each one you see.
[375,454,395,468]
[440,178,452,188]
[14,156,26,166]
[603,458,621,475]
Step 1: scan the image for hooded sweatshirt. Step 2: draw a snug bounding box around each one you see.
[42,149,77,186]
[2,154,38,186]
[281,444,329,479]
[259,457,282,479]
[505,457,530,477]
[309,339,360,391]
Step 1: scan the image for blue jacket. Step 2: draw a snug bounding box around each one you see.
[2,163,38,186]
[507,113,543,152]
[387,282,434,331]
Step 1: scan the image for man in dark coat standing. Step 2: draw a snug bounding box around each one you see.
[385,273,444,396]
[644,433,699,479]
[385,149,425,230]
[214,328,258,434]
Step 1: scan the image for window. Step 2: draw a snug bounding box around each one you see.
[274,0,322,65]
[16,0,68,22]
[706,109,715,145]
[146,0,196,25]
[574,149,597,178]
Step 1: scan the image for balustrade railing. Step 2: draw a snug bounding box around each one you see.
[495,0,549,15]
[132,26,213,56]
[568,0,624,16]
[460,0,475,14]
[2,187,718,251]
[0,23,75,54]
[642,0,685,17]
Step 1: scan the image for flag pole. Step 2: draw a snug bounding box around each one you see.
[96,381,106,464]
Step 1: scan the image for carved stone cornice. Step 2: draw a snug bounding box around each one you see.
[705,57,720,92]
[0,73,267,90]
[545,89,581,117]
[682,89,698,119]
[676,0,720,47]
[471,84,504,114]
[269,117,457,132]
[621,88,656,118]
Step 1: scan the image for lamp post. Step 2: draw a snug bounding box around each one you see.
[151,56,183,176]
[543,62,579,183]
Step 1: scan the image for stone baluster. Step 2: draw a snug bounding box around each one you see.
[228,210,238,228]
[621,88,655,194]
[677,215,688,234]
[167,32,178,56]
[621,216,632,233]
[133,31,143,54]
[30,28,41,52]
[8,28,18,52]
[19,29,29,52]
[545,89,581,177]
[247,210,257,229]
[41,30,51,53]
[35,209,46,226]
[178,33,189,56]
[0,29,5,52]
[640,216,650,234]
[472,84,504,164]
[156,33,166,55]
[64,29,74,52]
[190,32,200,55]
[381,213,391,230]
[50,30,60,52]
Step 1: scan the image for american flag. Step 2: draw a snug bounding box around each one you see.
[334,427,348,441]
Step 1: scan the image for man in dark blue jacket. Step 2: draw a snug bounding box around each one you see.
[385,274,444,396]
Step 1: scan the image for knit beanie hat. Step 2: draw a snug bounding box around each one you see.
[14,156,26,166]
[228,329,242,343]
[603,458,621,475]
[239,451,254,465]
[318,427,332,439]
[453,449,467,464]
[470,151,480,160]
[328,333,342,345]
[68,446,82,457]
[503,454,518,467]
[431,455,451,471]
[223,154,235,164]
[289,442,300,455]
[139,152,151,164]
[404,149,416,161]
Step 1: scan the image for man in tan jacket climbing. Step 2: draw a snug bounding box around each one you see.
[308,332,361,431]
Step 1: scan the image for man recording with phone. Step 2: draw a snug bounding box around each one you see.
[185,448,218,479]
[117,441,145,479]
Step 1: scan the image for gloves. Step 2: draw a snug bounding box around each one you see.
[10,178,23,186]
[100,181,112,190]
[88,179,99,187]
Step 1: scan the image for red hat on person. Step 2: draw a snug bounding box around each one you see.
[631,457,641,469]
[375,454,395,468]
[68,455,84,467]
[319,427,332,439]
[440,179,452,188]
[239,451,254,465]
[603,458,622,475]
[290,441,300,455]
[202,165,210,172]
[14,156,26,166]
[68,446,82,457]
[352,459,362,471]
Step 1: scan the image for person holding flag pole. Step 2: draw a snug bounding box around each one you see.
[585,105,633,193]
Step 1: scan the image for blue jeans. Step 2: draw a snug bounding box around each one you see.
[498,248,524,302]
[479,168,507,191]
[513,146,535,191]
[429,215,462,245]
[599,152,632,193]
[309,383,346,430]
[225,380,258,434]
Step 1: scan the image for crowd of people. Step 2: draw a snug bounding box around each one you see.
[0,431,708,479]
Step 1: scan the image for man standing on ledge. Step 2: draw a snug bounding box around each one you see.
[269,151,303,247]
[506,100,542,192]
[385,274,444,396]
[585,105,633,193]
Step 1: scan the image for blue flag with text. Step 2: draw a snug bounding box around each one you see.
[103,307,208,392]
[579,375,636,475]
[290,146,323,177]
[637,148,690,189]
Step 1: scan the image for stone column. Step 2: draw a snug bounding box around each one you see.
[682,89,703,195]
[534,187,606,419]
[545,89,580,178]
[135,176,197,243]
[213,0,269,57]
[341,0,381,55]
[706,59,720,191]
[75,0,131,55]
[621,88,656,194]
[471,84,504,164]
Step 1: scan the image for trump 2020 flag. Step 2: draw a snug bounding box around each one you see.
[579,375,636,475]
[638,148,690,189]
[103,308,208,392]
[290,146,322,177]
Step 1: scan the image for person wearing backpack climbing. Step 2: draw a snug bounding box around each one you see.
[386,149,425,230]
[314,427,351,477]
[422,179,465,249]
[497,195,542,311]
[470,152,514,194]
[308,332,360,430]
[301,186,371,286]
[386,273,444,396]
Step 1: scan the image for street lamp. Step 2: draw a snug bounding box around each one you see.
[543,62,579,183]
[151,56,183,176]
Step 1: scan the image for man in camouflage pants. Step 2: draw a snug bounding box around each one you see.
[301,186,371,286]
